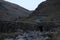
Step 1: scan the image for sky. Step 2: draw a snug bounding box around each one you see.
[5,0,45,10]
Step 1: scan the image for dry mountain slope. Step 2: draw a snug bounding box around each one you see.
[23,0,60,24]
[0,1,31,21]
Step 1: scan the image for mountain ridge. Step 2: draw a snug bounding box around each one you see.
[0,1,32,21]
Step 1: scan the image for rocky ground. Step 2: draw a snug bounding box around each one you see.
[3,30,60,40]
[0,25,60,40]
[0,21,60,40]
[4,31,51,40]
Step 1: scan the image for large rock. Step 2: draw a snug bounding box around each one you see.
[0,0,31,21]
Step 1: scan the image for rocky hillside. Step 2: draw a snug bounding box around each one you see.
[23,0,60,24]
[0,0,60,40]
[0,0,32,21]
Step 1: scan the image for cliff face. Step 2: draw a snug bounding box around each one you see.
[0,1,31,21]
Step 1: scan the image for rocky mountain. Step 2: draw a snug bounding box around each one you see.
[0,0,31,21]
[23,0,60,24]
[0,0,60,40]
[34,0,60,16]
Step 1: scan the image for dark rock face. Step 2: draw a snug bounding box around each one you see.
[0,1,31,21]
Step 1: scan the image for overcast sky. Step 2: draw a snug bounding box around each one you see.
[5,0,45,10]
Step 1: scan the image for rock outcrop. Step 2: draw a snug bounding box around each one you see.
[0,0,31,21]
